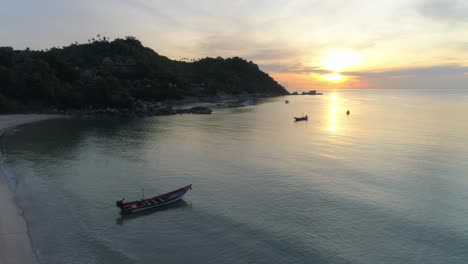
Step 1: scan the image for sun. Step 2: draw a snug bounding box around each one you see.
[322,50,361,72]
[318,50,361,83]
[323,73,345,83]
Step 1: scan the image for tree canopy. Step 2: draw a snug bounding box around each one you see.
[0,36,288,112]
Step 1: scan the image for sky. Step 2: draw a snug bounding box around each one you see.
[1,0,468,90]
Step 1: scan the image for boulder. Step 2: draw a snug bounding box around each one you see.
[176,106,213,115]
[189,106,213,114]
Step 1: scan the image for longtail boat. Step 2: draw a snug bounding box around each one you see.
[116,184,192,214]
[294,115,308,122]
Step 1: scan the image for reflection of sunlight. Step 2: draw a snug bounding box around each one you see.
[328,94,339,133]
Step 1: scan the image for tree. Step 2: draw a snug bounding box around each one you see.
[0,36,288,112]
[0,47,14,67]
[0,66,10,91]
[9,59,59,102]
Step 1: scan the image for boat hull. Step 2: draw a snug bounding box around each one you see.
[294,117,308,122]
[117,184,192,215]
[128,193,187,213]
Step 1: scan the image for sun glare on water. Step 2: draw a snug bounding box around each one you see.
[328,93,339,132]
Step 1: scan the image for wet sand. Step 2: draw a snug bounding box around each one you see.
[0,115,63,264]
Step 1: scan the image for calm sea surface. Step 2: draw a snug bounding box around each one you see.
[2,89,468,264]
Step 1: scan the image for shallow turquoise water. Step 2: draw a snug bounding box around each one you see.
[2,89,468,264]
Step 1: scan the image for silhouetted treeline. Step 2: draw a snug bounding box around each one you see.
[0,36,287,112]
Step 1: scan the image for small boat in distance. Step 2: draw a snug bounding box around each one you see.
[285,100,289,104]
[294,115,308,122]
[116,184,192,214]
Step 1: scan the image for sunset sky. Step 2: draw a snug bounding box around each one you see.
[2,0,468,90]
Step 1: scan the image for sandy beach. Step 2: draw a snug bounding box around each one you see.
[0,115,64,264]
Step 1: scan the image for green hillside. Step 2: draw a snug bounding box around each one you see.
[0,36,288,112]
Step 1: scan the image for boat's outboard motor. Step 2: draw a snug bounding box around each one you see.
[116,199,124,208]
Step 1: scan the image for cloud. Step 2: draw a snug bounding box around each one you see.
[245,48,301,62]
[268,64,468,89]
[342,64,468,89]
[260,63,330,74]
[344,64,468,78]
[193,34,306,63]
[416,0,468,22]
[118,0,182,25]
[3,0,468,90]
[262,62,468,83]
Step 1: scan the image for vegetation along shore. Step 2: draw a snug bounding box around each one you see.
[0,36,288,116]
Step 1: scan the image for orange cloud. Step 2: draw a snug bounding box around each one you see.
[270,72,372,90]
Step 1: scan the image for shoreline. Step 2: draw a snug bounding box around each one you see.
[0,114,64,264]
[6,93,287,117]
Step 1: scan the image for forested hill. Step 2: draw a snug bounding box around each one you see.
[0,36,288,112]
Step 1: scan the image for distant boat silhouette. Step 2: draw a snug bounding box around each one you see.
[294,115,308,122]
[285,100,289,104]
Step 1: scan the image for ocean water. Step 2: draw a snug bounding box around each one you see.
[2,89,468,264]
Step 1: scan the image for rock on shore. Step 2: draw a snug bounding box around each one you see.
[61,101,213,117]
